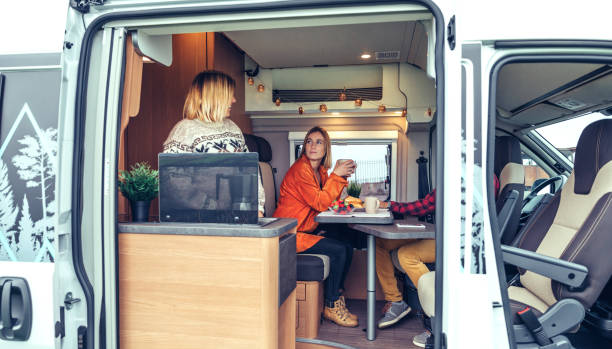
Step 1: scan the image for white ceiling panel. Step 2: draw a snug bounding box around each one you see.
[497,63,603,112]
[224,21,425,69]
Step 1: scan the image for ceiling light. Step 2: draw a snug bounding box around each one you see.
[360,53,371,59]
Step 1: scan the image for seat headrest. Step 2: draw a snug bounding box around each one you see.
[243,133,259,154]
[573,119,612,194]
[255,136,272,162]
[494,136,522,176]
[243,133,273,162]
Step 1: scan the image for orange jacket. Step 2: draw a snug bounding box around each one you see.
[273,155,347,252]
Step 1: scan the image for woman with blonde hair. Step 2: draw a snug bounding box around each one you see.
[163,70,265,216]
[274,126,358,327]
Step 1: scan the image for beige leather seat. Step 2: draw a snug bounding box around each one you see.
[418,119,612,348]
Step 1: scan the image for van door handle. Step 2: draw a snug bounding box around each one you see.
[0,277,32,341]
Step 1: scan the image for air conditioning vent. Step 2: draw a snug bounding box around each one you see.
[272,87,382,103]
[375,51,400,60]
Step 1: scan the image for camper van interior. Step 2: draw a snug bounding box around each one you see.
[110,10,612,349]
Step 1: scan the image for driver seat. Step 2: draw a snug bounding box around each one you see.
[495,136,525,244]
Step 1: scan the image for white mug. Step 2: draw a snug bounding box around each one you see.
[364,196,380,214]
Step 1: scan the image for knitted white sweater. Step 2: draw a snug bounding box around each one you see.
[163,118,265,213]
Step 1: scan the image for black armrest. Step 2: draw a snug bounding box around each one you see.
[501,245,588,288]
[497,189,519,243]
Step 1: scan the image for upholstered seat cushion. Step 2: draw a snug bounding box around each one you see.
[507,285,547,323]
[417,271,436,317]
[297,254,330,281]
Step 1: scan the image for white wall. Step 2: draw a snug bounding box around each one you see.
[245,62,436,123]
[0,1,67,54]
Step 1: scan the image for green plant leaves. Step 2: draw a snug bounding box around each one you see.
[118,162,159,201]
[347,181,361,198]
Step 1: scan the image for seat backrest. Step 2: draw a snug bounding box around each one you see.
[494,136,525,244]
[244,133,277,217]
[515,119,612,310]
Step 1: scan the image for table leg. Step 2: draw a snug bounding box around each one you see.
[367,234,376,340]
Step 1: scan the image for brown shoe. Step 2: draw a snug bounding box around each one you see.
[324,299,358,327]
[338,296,358,321]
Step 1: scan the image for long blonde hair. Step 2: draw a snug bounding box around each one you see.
[183,70,235,122]
[300,126,332,169]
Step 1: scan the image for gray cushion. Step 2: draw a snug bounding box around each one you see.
[297,254,330,281]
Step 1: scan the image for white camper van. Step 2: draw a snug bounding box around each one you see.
[1,1,611,349]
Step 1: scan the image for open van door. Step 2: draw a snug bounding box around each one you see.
[53,1,516,349]
[0,52,89,348]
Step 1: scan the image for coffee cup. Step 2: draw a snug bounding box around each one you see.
[364,196,380,214]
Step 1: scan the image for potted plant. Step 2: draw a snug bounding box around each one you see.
[347,181,361,198]
[118,162,159,222]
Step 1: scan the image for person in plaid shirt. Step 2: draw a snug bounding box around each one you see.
[375,174,500,346]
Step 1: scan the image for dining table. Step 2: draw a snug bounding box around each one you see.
[316,209,435,340]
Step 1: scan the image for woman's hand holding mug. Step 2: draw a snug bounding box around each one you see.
[333,159,356,178]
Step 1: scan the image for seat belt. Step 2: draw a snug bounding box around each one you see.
[517,307,552,346]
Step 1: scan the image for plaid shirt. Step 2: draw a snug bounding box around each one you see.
[389,174,500,217]
[390,190,437,216]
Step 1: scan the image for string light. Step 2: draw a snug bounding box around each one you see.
[338,89,347,101]
[402,109,407,117]
[247,77,254,85]
[378,105,386,112]
[275,97,281,106]
[354,98,362,106]
[257,84,265,93]
[298,106,304,114]
[319,104,328,112]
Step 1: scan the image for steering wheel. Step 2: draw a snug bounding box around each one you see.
[521,175,564,210]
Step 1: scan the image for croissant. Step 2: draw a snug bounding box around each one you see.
[344,196,363,208]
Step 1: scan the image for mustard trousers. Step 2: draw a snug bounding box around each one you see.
[375,237,436,302]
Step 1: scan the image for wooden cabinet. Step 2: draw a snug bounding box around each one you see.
[119,232,294,349]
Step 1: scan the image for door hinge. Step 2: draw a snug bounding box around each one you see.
[70,0,104,13]
[54,306,65,338]
[447,16,456,50]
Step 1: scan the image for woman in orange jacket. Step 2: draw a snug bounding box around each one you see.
[274,126,358,327]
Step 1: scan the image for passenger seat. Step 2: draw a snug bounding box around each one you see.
[417,119,612,348]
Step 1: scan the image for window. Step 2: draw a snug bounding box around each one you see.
[289,131,397,201]
[521,150,549,192]
[535,111,612,163]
